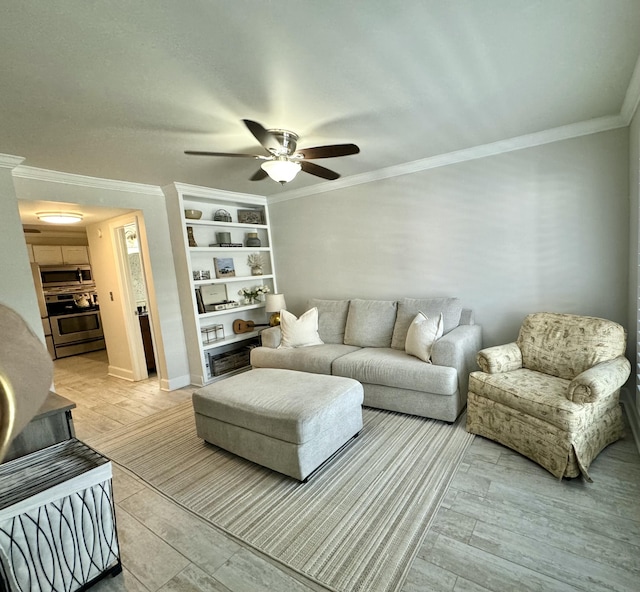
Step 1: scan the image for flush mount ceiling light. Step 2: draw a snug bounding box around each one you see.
[36,212,83,224]
[260,158,302,184]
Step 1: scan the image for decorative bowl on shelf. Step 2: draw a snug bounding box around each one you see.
[184,209,203,219]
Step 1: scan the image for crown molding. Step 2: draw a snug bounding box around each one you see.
[621,53,640,124]
[12,165,163,196]
[166,182,265,204]
[0,153,25,169]
[268,113,628,204]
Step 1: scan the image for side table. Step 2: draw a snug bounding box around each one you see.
[0,439,121,591]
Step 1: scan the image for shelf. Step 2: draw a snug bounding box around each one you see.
[198,302,265,319]
[185,220,268,230]
[164,182,275,387]
[194,275,274,286]
[190,246,270,253]
[201,330,262,351]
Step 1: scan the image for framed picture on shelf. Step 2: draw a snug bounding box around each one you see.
[214,257,236,278]
[237,209,264,225]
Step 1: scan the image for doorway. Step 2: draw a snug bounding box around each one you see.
[118,222,156,377]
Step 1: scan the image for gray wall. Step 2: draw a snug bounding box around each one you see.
[629,108,639,416]
[269,128,629,348]
[0,165,43,340]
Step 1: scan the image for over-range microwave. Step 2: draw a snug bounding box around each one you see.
[39,265,94,288]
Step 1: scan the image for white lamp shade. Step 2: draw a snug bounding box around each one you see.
[261,159,301,183]
[265,293,286,313]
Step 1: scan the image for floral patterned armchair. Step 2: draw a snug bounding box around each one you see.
[466,312,630,481]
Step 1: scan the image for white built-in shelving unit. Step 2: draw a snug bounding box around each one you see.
[163,183,276,385]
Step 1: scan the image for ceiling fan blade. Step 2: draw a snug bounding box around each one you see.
[300,161,340,180]
[242,119,281,152]
[250,168,268,181]
[297,143,360,159]
[184,150,262,158]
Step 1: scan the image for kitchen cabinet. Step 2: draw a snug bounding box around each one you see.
[163,183,276,386]
[61,245,90,264]
[32,245,89,265]
[32,245,65,265]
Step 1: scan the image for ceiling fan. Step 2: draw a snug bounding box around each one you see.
[185,119,360,184]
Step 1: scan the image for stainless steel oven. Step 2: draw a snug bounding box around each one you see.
[39,265,94,289]
[46,290,105,358]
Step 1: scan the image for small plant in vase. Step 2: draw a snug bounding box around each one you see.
[238,284,270,305]
[247,252,264,276]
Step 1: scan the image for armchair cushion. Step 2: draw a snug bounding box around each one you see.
[517,313,626,380]
[469,369,581,432]
[567,356,631,404]
[476,342,523,374]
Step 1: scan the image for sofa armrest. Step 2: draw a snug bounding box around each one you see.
[431,324,482,397]
[567,356,631,404]
[476,342,522,374]
[260,326,281,348]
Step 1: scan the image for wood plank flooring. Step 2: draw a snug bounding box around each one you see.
[52,351,640,592]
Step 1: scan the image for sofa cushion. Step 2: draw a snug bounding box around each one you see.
[344,299,397,347]
[279,308,324,348]
[405,312,443,363]
[251,343,360,375]
[308,299,350,344]
[391,298,462,349]
[516,313,627,380]
[333,348,458,395]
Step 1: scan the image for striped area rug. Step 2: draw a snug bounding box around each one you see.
[88,402,473,592]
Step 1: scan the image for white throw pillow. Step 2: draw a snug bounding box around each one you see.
[405,312,443,362]
[278,308,325,348]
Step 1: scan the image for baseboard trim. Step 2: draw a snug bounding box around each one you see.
[107,366,135,382]
[161,374,192,392]
[621,387,640,455]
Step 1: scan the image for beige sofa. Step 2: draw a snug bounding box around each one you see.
[250,298,482,422]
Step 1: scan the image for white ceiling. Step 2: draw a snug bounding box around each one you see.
[2,1,639,199]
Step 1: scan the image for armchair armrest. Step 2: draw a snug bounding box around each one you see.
[431,324,482,397]
[567,356,631,404]
[260,326,281,348]
[476,342,522,374]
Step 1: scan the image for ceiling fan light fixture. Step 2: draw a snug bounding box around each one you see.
[36,211,84,224]
[261,158,301,184]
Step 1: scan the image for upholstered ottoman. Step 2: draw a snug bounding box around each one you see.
[192,368,364,481]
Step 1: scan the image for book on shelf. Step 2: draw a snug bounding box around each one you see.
[195,288,205,314]
[208,243,243,247]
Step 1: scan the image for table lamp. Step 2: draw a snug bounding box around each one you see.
[265,293,286,326]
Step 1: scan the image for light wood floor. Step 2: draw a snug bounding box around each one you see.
[53,351,640,592]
